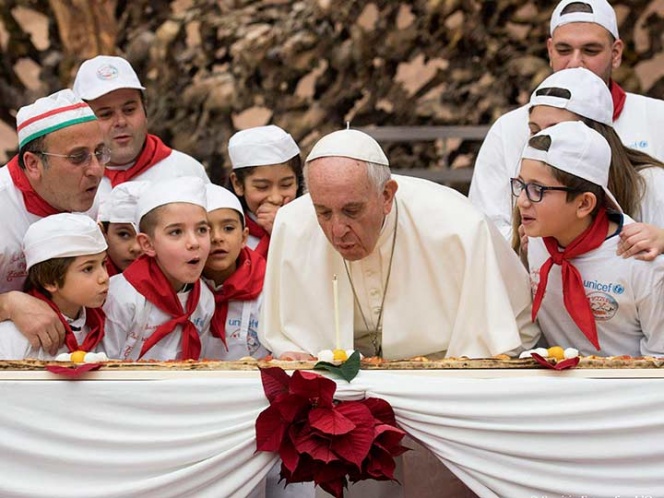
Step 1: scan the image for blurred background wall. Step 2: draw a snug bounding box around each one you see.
[1,0,663,184]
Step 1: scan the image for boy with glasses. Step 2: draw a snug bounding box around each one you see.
[470,0,664,241]
[0,89,107,355]
[515,121,664,356]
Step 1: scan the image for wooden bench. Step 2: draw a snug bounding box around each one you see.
[359,125,490,187]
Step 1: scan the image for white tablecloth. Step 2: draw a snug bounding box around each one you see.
[0,370,662,498]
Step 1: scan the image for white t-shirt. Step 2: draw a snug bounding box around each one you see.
[469,92,664,239]
[203,278,268,360]
[528,216,664,356]
[103,274,215,360]
[0,309,101,359]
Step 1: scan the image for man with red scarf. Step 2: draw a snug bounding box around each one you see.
[0,89,107,355]
[73,55,209,216]
[469,0,664,241]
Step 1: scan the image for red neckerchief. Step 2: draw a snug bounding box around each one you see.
[531,208,610,350]
[609,80,626,122]
[7,155,61,217]
[105,256,121,278]
[123,255,202,360]
[105,134,172,187]
[207,247,266,348]
[28,289,105,352]
[245,214,270,260]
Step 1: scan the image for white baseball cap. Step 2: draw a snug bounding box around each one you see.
[136,176,207,230]
[228,125,300,169]
[24,213,108,270]
[16,89,97,149]
[73,55,146,101]
[205,184,244,223]
[530,68,613,126]
[521,121,621,212]
[550,0,619,39]
[306,129,389,166]
[98,181,150,230]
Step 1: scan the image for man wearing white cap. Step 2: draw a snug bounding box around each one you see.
[0,89,107,354]
[259,129,540,361]
[73,55,210,213]
[0,213,109,359]
[516,121,664,356]
[469,0,664,240]
[102,176,215,361]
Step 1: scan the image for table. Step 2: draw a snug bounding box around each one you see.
[1,369,663,498]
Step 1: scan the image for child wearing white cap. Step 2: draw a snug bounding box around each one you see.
[102,177,216,361]
[515,121,664,357]
[228,125,302,259]
[0,214,109,359]
[514,67,664,259]
[72,55,210,217]
[97,181,149,276]
[202,184,269,360]
[469,0,664,242]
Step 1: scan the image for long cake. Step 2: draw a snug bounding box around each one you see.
[1,355,663,371]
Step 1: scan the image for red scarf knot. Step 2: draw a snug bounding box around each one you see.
[104,134,172,187]
[28,289,105,353]
[123,255,202,360]
[531,208,610,351]
[208,247,266,349]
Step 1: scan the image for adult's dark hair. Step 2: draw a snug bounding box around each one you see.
[17,135,46,170]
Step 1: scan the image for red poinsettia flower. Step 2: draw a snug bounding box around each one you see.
[255,367,409,497]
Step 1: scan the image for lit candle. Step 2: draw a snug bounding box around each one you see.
[333,274,340,350]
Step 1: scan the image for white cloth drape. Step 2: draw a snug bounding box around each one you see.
[1,371,663,498]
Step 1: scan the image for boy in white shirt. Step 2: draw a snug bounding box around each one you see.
[202,184,269,359]
[103,177,215,360]
[0,213,109,359]
[515,121,664,356]
[97,181,149,277]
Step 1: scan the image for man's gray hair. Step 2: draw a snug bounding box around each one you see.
[304,159,391,193]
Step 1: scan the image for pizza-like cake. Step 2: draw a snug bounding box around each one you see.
[1,354,663,371]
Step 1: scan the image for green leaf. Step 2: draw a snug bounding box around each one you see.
[314,350,361,382]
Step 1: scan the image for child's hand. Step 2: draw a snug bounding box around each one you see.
[255,202,281,235]
[518,223,529,256]
[617,223,664,261]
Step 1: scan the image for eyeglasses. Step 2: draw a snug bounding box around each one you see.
[510,177,579,203]
[38,146,112,167]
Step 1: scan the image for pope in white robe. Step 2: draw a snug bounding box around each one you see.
[258,129,540,360]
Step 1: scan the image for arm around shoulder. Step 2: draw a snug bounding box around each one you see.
[0,291,64,355]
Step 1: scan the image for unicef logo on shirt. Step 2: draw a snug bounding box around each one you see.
[96,64,119,80]
[613,284,625,295]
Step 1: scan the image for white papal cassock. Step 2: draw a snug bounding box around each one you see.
[259,175,540,360]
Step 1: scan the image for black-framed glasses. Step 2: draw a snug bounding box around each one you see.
[38,146,112,167]
[510,177,579,203]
